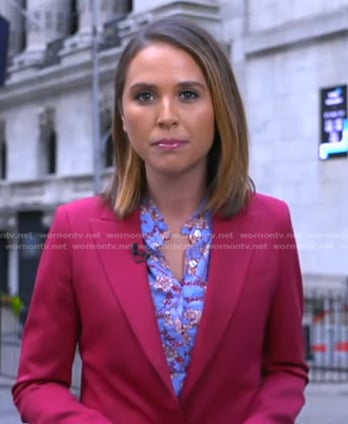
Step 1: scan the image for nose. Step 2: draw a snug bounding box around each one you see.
[157,98,178,129]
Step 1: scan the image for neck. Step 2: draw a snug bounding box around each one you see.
[145,169,207,223]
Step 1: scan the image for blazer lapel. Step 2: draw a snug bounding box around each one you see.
[181,210,257,397]
[89,208,176,399]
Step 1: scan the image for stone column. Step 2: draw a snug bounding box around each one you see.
[118,0,221,46]
[78,0,130,34]
[63,0,131,51]
[13,0,71,67]
[0,0,25,58]
[221,0,248,95]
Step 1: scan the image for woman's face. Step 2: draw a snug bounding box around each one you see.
[121,42,215,179]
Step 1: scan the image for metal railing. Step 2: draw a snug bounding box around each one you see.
[0,305,21,380]
[1,288,348,385]
[304,290,348,382]
[0,305,81,390]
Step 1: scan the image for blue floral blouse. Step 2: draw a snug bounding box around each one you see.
[140,200,213,395]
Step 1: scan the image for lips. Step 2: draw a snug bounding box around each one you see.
[152,138,189,149]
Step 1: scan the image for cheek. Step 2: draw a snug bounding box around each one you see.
[122,114,147,157]
[121,100,136,135]
[199,108,215,141]
[122,107,150,138]
[122,115,137,141]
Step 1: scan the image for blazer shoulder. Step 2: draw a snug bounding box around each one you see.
[55,195,113,227]
[247,192,293,230]
[250,192,289,214]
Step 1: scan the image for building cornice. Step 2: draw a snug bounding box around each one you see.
[245,8,348,57]
[0,0,222,110]
[0,47,122,109]
[0,171,112,212]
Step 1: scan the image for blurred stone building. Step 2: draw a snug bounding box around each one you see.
[0,0,347,303]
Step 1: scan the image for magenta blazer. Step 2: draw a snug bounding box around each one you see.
[13,193,308,424]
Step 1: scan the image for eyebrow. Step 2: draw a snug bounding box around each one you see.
[128,81,207,91]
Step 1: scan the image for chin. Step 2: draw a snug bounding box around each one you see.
[155,166,187,176]
[146,158,207,179]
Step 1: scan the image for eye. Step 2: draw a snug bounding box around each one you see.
[135,91,155,103]
[179,90,199,101]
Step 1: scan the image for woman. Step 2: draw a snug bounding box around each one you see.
[13,16,308,424]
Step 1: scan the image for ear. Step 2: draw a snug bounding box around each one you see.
[121,115,127,133]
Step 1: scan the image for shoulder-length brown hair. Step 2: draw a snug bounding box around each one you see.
[103,16,254,218]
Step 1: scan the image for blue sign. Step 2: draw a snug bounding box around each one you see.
[320,85,348,160]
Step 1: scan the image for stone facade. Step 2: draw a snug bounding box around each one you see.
[0,0,347,298]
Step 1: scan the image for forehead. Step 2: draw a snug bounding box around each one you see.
[124,42,206,83]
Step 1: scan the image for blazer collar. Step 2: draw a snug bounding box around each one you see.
[90,208,176,398]
[89,203,256,400]
[181,212,255,397]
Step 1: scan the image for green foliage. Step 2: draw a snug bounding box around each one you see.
[0,292,24,317]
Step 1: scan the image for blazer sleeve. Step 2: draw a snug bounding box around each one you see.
[243,202,309,424]
[12,205,113,424]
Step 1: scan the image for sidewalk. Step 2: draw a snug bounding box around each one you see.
[1,376,348,423]
[0,376,21,424]
[298,382,348,423]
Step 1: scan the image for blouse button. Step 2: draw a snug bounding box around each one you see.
[189,259,197,267]
[189,228,202,244]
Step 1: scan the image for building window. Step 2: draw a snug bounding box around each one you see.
[47,129,56,174]
[123,0,133,14]
[100,106,113,168]
[39,108,57,176]
[0,122,6,180]
[0,231,9,294]
[103,131,113,168]
[69,0,79,35]
[20,0,27,51]
[0,141,7,179]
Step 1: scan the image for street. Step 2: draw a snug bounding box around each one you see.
[0,378,21,424]
[1,375,348,424]
[298,383,348,423]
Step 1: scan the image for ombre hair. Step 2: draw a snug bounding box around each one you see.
[103,16,254,218]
